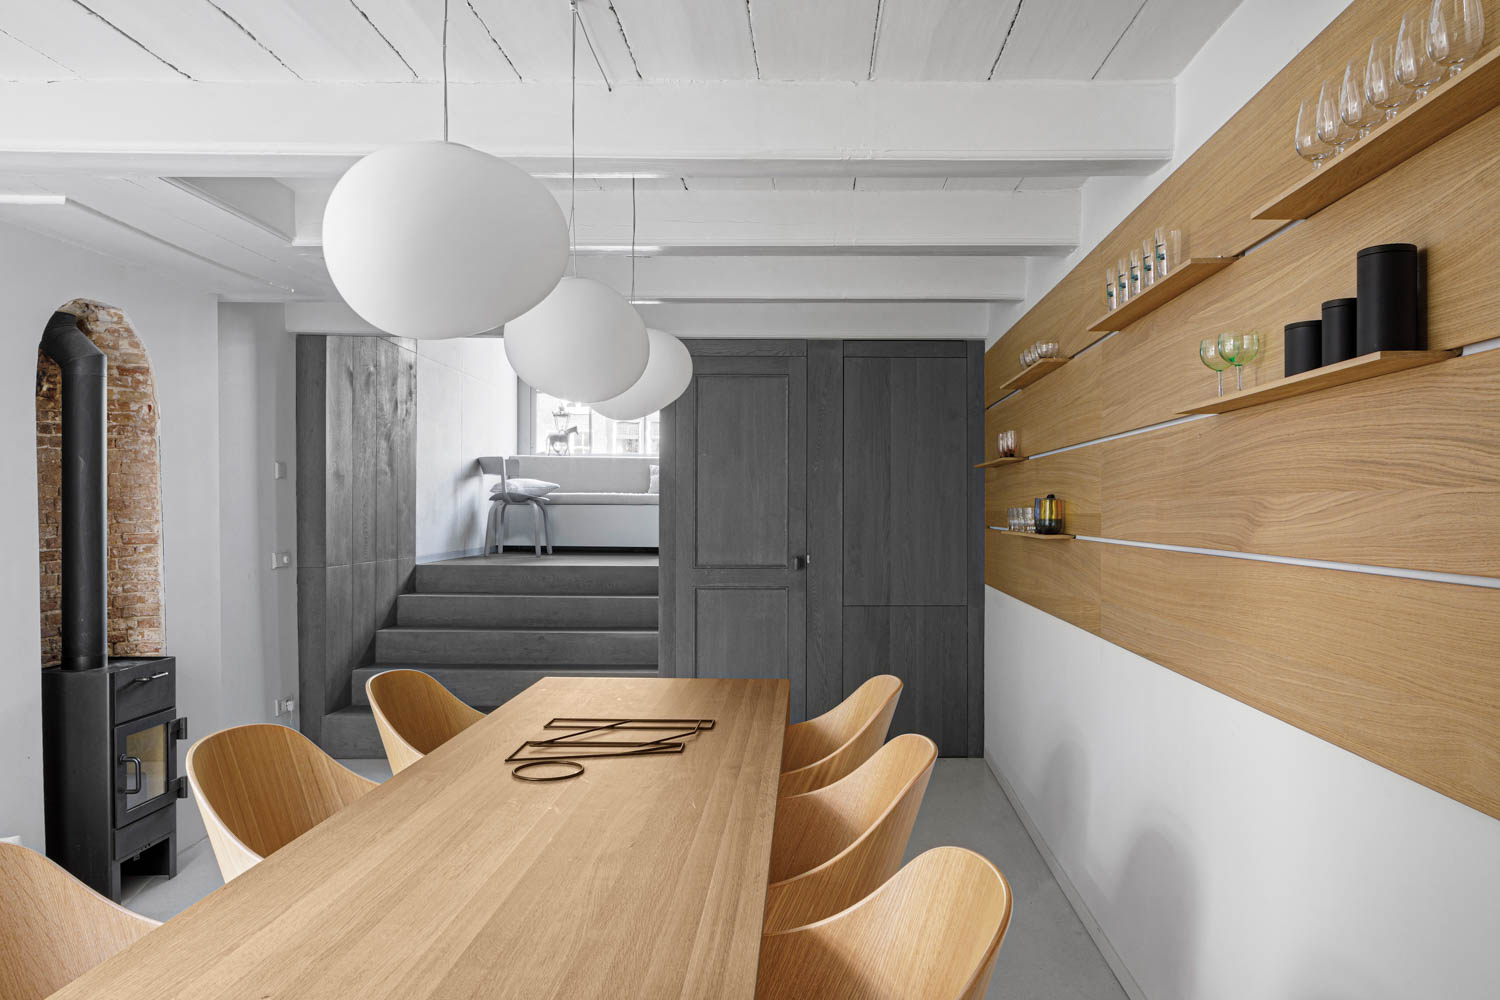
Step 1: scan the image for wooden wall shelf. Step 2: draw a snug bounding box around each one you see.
[1179,349,1458,415]
[992,356,1068,398]
[1087,257,1236,333]
[1255,46,1500,221]
[995,530,1074,540]
[975,457,1024,469]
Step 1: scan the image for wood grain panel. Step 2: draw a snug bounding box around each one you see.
[843,607,969,757]
[984,0,1500,400]
[996,98,1500,455]
[984,530,1100,633]
[1101,347,1500,577]
[54,678,789,1000]
[1100,545,1500,821]
[983,449,1102,537]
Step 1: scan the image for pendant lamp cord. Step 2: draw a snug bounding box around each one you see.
[630,176,637,302]
[441,0,450,142]
[568,0,578,276]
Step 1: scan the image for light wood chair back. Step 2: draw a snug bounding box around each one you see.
[0,842,158,1000]
[366,668,485,774]
[756,846,1013,1000]
[186,723,377,882]
[764,733,936,932]
[780,675,902,796]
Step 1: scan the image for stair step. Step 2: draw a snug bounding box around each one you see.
[397,593,658,629]
[351,665,660,707]
[320,707,385,759]
[374,627,659,665]
[414,561,657,596]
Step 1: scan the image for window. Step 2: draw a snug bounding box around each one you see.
[528,389,660,456]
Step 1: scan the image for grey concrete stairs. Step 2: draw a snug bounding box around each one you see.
[321,556,660,758]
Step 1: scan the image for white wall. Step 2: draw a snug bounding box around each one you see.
[984,2,1500,997]
[0,222,225,849]
[217,303,299,731]
[415,338,516,562]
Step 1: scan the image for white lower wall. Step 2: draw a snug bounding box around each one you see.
[217,304,299,731]
[415,337,516,562]
[985,588,1500,999]
[0,222,226,849]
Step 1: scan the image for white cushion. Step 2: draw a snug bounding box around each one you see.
[492,477,559,500]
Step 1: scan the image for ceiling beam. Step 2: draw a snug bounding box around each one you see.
[570,255,1027,302]
[0,80,1173,177]
[289,187,1078,256]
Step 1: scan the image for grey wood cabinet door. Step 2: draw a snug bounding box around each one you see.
[670,355,808,720]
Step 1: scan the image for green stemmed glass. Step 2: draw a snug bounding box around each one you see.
[1217,331,1261,391]
[1199,337,1230,396]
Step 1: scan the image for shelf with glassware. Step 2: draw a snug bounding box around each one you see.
[1180,348,1458,415]
[1088,256,1237,332]
[1264,2,1496,221]
[992,355,1068,398]
[995,530,1075,540]
[975,457,1025,469]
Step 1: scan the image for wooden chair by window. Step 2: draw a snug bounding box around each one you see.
[756,846,1013,1000]
[764,733,936,933]
[186,724,377,882]
[779,675,902,796]
[367,668,485,775]
[0,842,158,1000]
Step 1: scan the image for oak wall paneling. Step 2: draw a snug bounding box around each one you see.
[984,530,1100,634]
[984,449,1102,539]
[985,0,1499,397]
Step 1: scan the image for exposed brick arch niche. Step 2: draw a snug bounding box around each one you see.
[35,300,165,664]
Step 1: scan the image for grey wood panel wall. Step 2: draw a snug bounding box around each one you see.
[296,335,416,745]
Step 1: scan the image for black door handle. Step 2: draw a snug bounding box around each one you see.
[792,554,811,570]
[120,755,143,795]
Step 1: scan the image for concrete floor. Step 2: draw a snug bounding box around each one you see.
[126,758,1125,999]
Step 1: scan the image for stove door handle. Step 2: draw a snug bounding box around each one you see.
[119,755,143,795]
[132,671,170,685]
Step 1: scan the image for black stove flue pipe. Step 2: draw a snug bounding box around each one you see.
[40,311,108,671]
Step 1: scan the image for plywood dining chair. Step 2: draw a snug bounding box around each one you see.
[367,668,485,774]
[756,846,1013,1000]
[0,842,158,1000]
[765,733,936,932]
[780,675,902,796]
[186,723,377,882]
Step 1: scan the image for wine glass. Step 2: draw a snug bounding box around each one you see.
[1199,337,1230,397]
[1294,97,1335,168]
[1216,331,1261,392]
[1316,79,1356,154]
[1367,33,1414,121]
[1429,0,1484,77]
[1397,11,1446,99]
[1341,57,1384,138]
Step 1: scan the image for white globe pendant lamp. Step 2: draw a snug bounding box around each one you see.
[323,142,567,340]
[504,277,649,403]
[320,0,566,340]
[592,328,693,420]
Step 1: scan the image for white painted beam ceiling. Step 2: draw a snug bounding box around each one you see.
[0,0,1245,329]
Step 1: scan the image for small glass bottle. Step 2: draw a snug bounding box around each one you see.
[1117,257,1131,305]
[1141,236,1155,287]
[1129,249,1143,296]
[1154,226,1169,279]
[1105,266,1117,311]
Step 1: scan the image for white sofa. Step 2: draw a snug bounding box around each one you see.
[477,454,659,550]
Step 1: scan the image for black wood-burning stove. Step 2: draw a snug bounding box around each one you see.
[39,311,186,901]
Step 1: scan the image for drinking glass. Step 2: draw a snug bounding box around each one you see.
[1397,11,1446,98]
[1340,57,1384,138]
[1366,34,1413,121]
[1216,331,1261,391]
[1429,0,1484,76]
[1316,78,1356,154]
[1295,97,1335,168]
[1200,337,1230,396]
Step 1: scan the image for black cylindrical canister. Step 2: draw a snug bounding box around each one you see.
[1356,243,1421,355]
[1321,297,1358,364]
[1284,320,1321,377]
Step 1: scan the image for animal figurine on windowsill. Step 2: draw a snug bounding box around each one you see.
[547,425,580,454]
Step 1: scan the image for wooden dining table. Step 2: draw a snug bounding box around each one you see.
[50,676,789,1000]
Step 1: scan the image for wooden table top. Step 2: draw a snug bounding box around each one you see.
[52,677,789,1000]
